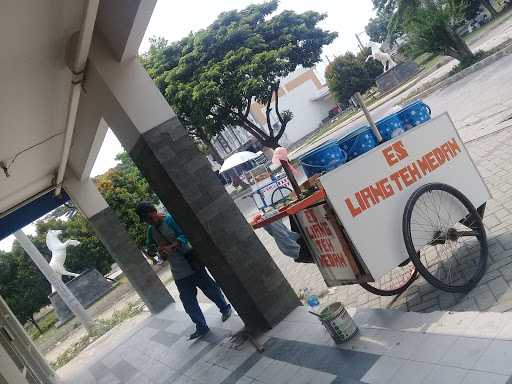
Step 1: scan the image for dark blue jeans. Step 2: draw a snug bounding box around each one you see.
[175,268,231,332]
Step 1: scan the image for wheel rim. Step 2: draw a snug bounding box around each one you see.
[408,188,486,290]
[364,261,417,295]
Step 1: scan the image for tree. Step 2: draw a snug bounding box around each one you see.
[96,152,158,248]
[141,1,337,149]
[325,48,383,105]
[366,10,394,42]
[0,243,51,332]
[401,0,475,64]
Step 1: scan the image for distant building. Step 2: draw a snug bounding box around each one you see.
[249,67,338,147]
[211,125,261,160]
[210,67,337,158]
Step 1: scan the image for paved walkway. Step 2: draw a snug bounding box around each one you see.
[57,304,512,384]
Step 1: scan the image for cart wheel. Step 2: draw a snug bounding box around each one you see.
[403,183,488,293]
[270,186,292,205]
[360,261,418,296]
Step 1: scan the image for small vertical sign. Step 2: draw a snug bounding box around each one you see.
[296,203,360,285]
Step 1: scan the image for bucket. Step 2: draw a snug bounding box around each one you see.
[299,141,347,178]
[318,302,358,344]
[337,126,378,161]
[376,112,405,141]
[398,100,431,130]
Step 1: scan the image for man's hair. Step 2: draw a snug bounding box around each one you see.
[135,201,157,222]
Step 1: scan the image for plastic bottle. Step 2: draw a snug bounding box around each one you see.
[305,288,320,312]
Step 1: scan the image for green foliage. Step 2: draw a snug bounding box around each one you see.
[141,0,337,148]
[366,10,394,42]
[0,246,51,327]
[448,49,487,74]
[325,48,383,105]
[401,0,475,62]
[96,152,158,248]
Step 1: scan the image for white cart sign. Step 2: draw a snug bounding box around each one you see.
[295,203,359,286]
[321,114,491,280]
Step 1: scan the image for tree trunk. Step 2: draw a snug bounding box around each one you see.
[30,315,43,334]
[207,142,223,164]
[261,137,281,149]
[445,26,474,63]
[480,0,498,19]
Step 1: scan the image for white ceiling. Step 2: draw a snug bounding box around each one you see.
[0,0,156,214]
[0,0,85,212]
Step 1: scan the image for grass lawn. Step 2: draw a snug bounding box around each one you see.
[25,310,59,340]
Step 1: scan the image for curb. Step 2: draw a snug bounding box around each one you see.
[405,42,512,103]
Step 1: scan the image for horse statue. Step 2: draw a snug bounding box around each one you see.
[46,229,80,292]
[365,41,397,72]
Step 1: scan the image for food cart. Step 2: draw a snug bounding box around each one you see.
[251,111,491,296]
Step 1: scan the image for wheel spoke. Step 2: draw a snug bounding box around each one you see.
[403,183,487,293]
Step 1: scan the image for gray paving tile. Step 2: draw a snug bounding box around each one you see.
[97,373,121,384]
[233,377,254,384]
[147,317,173,330]
[388,360,434,384]
[289,366,336,384]
[243,356,273,380]
[262,337,379,380]
[461,371,510,384]
[410,334,458,364]
[385,331,427,359]
[151,330,180,347]
[111,360,139,382]
[440,337,492,369]
[90,361,111,380]
[422,365,467,384]
[361,356,404,384]
[474,339,512,375]
[187,362,232,384]
[256,360,300,384]
[166,321,192,335]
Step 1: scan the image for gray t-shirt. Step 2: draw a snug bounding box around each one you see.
[152,221,195,280]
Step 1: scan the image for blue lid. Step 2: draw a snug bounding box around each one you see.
[338,125,373,142]
[298,138,338,159]
[377,112,401,124]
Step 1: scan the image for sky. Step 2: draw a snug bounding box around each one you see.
[0,0,375,252]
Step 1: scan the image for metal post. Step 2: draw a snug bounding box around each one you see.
[280,160,302,197]
[13,230,94,333]
[353,92,383,143]
[355,33,365,53]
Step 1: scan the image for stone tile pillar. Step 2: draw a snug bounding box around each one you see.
[84,35,299,330]
[64,175,174,314]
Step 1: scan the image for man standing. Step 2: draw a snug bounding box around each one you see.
[136,202,232,339]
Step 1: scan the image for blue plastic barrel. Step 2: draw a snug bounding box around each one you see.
[337,126,378,161]
[398,100,432,130]
[376,113,404,141]
[299,141,347,177]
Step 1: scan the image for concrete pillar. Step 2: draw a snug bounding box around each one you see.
[13,230,94,333]
[0,295,56,384]
[63,174,174,314]
[83,35,299,331]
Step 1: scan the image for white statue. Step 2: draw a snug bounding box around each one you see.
[46,230,80,292]
[366,41,397,72]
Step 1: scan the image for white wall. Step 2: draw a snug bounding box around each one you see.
[275,80,336,146]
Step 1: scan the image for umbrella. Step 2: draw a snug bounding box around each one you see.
[219,151,259,173]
